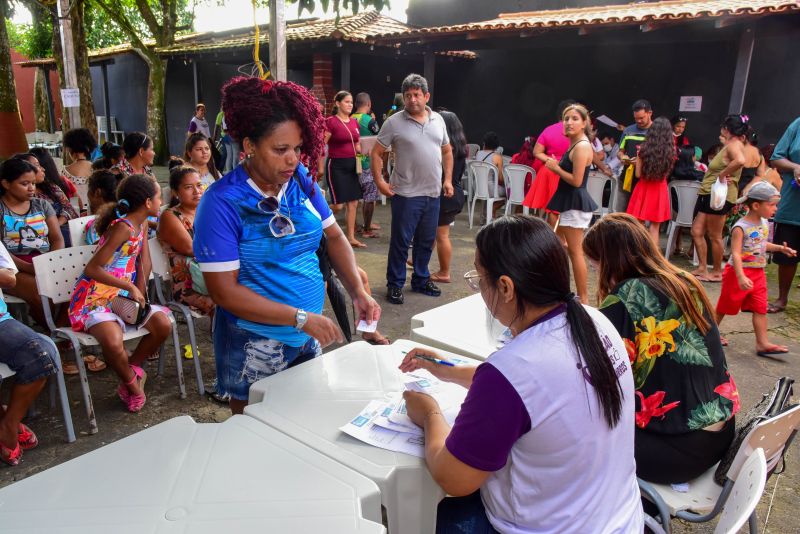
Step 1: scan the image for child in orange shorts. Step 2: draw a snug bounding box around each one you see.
[716,182,797,357]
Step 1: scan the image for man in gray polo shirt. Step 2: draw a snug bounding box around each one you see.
[371,74,454,305]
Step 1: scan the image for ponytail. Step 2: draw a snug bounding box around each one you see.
[564,295,623,428]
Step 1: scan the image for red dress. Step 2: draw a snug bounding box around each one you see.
[626,177,671,223]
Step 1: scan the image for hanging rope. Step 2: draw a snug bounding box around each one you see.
[252,0,270,80]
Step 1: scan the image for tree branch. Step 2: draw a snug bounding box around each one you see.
[91,0,156,62]
[133,0,161,39]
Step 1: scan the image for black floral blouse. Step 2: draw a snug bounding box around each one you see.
[600,277,739,434]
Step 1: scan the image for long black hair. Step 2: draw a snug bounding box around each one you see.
[183,133,220,180]
[476,215,624,428]
[0,158,37,196]
[639,117,676,180]
[94,174,157,236]
[29,147,71,198]
[168,165,200,208]
[438,110,467,161]
[122,132,152,161]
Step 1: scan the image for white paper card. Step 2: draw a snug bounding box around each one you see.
[356,319,378,333]
[679,96,702,112]
[596,115,619,129]
[61,88,80,108]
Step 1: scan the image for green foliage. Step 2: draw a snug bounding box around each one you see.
[687,399,731,430]
[5,18,50,58]
[670,323,713,367]
[615,279,662,323]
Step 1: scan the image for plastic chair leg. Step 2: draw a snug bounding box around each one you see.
[469,197,478,229]
[51,350,76,443]
[665,223,677,258]
[485,200,494,226]
[58,330,97,435]
[748,511,759,534]
[171,326,186,399]
[185,312,204,396]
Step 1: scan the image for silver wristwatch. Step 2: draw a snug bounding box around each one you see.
[294,308,308,331]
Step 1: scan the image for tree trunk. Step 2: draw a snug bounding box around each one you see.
[0,0,29,158]
[139,50,169,164]
[72,0,97,139]
[34,69,52,132]
[50,0,97,138]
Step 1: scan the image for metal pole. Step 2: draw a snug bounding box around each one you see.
[41,67,56,133]
[728,27,755,115]
[423,52,435,104]
[340,50,351,90]
[192,60,199,104]
[102,63,111,143]
[268,0,287,81]
[57,0,81,128]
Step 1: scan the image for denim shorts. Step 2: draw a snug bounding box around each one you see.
[0,318,58,384]
[213,310,321,401]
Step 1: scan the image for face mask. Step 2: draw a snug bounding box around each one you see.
[603,144,613,153]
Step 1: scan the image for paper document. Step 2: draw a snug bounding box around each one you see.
[340,400,426,457]
[596,115,619,129]
[356,319,378,333]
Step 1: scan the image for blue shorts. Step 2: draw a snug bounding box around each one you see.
[213,310,321,401]
[0,319,58,384]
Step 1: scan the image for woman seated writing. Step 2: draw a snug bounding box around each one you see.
[400,215,643,533]
[157,165,215,315]
[583,213,738,484]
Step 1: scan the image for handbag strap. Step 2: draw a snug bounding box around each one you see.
[337,116,359,157]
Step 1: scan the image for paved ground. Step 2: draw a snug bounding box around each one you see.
[1,193,798,532]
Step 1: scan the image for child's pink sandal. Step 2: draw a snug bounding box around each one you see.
[117,365,147,413]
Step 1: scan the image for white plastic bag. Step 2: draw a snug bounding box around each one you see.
[710,177,727,211]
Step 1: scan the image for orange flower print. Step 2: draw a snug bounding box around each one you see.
[634,316,680,364]
[635,391,680,428]
[623,338,636,364]
[714,372,740,415]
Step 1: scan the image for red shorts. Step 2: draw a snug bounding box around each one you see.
[716,265,768,315]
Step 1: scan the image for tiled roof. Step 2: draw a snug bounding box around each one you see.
[157,10,411,54]
[372,0,800,39]
[18,11,475,66]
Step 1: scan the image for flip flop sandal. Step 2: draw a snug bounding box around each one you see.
[429,274,451,283]
[61,359,79,376]
[720,336,729,347]
[757,349,789,357]
[361,231,380,238]
[767,304,786,314]
[83,355,107,372]
[17,423,38,450]
[363,335,391,346]
[0,441,21,467]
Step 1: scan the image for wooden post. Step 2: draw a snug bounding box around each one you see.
[57,0,81,128]
[42,67,56,133]
[728,27,754,114]
[269,0,287,81]
[340,50,351,90]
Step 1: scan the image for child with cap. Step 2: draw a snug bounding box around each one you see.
[715,181,797,356]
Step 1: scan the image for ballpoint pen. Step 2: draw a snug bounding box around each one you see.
[413,354,455,367]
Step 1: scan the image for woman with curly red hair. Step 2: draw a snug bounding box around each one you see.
[626,116,676,243]
[193,76,380,414]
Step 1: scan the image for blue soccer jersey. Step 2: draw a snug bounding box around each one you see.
[193,163,334,346]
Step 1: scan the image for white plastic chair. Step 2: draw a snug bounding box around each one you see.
[639,403,800,533]
[664,180,701,258]
[149,237,205,395]
[586,171,616,218]
[503,164,532,216]
[68,215,96,247]
[0,289,77,443]
[466,143,479,160]
[1,290,30,325]
[467,160,503,229]
[715,448,767,534]
[33,246,185,436]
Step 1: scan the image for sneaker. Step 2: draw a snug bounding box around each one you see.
[412,281,442,297]
[387,286,404,305]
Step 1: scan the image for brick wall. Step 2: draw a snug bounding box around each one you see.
[311,53,334,114]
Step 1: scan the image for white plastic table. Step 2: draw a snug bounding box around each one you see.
[245,339,476,534]
[410,293,503,361]
[0,415,384,533]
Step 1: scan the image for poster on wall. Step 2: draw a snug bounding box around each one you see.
[679,96,702,112]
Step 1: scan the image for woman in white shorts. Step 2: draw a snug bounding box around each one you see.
[545,103,597,303]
